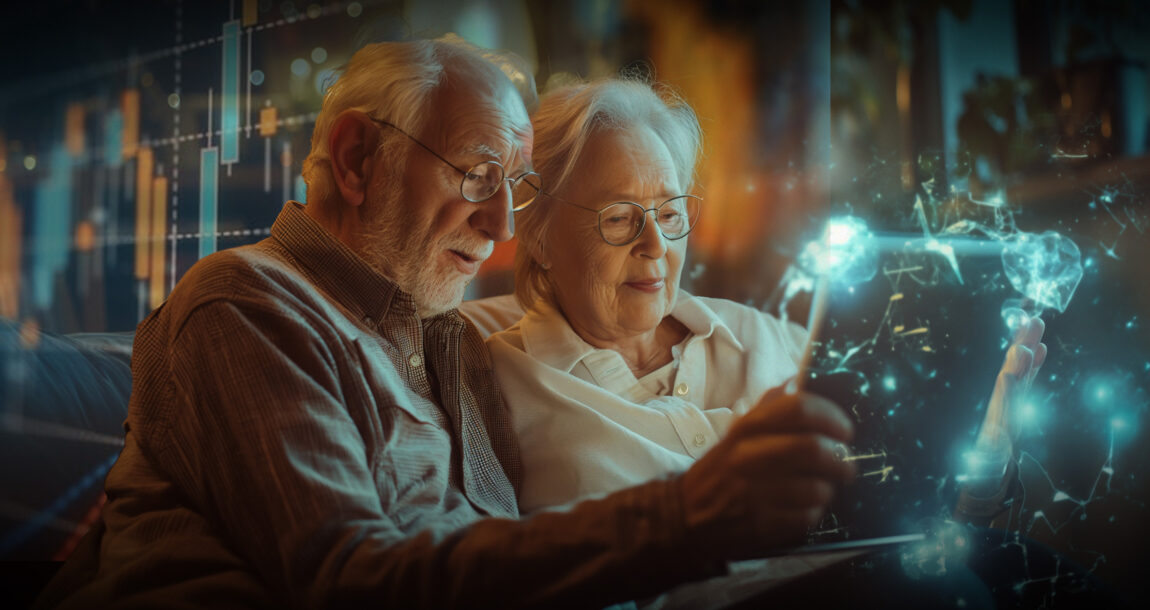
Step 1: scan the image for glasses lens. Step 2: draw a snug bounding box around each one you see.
[511,172,542,211]
[599,203,645,245]
[656,196,700,238]
[461,161,504,202]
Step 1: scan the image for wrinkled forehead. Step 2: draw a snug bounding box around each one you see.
[424,61,533,163]
[567,125,679,199]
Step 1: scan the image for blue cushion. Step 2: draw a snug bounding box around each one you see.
[0,320,132,559]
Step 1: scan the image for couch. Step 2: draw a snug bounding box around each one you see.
[0,295,525,563]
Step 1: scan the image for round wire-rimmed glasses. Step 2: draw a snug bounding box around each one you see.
[547,193,703,246]
[368,117,542,211]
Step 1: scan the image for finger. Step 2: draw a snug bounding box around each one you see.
[1028,343,1048,385]
[1018,316,1045,350]
[737,393,854,442]
[734,433,857,483]
[1002,344,1034,379]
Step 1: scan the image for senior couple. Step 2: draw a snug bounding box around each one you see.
[38,36,1043,608]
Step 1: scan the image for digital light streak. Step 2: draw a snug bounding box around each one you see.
[788,216,880,392]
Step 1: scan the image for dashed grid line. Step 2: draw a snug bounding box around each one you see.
[168,227,272,240]
[0,1,383,106]
[21,228,272,251]
[139,111,319,148]
[170,0,184,294]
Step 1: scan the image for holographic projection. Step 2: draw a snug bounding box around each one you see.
[773,145,1149,604]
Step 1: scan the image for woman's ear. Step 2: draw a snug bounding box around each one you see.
[328,111,379,207]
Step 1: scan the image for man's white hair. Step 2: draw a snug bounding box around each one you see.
[513,77,702,310]
[301,35,536,209]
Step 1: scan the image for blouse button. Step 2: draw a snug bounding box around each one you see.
[693,433,706,447]
[675,383,689,396]
[408,353,423,367]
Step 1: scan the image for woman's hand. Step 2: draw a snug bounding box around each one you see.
[978,316,1048,449]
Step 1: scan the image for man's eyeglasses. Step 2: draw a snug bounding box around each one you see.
[547,193,703,246]
[368,117,541,211]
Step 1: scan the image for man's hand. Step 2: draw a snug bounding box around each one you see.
[979,316,1048,447]
[678,387,855,559]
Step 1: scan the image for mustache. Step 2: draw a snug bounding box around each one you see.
[443,238,494,261]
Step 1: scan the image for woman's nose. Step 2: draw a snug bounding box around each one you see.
[632,212,667,258]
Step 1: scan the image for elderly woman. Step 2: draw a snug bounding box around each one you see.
[487,78,809,513]
[488,77,1046,519]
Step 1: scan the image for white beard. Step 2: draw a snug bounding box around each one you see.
[357,183,487,318]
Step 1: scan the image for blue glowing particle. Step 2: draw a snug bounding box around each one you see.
[1000,304,1029,332]
[291,58,310,77]
[883,376,897,391]
[1020,402,1038,422]
[1125,316,1138,330]
[1082,374,1123,411]
[250,70,265,86]
[797,216,878,286]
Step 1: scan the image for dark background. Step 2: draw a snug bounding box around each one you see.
[1,0,1148,603]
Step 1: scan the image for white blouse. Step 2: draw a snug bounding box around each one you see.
[487,292,807,513]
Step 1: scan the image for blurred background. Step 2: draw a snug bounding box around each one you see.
[1,0,1148,603]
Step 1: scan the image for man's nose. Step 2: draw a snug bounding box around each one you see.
[469,182,514,242]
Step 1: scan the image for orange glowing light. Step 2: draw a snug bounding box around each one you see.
[75,220,95,251]
[150,176,168,308]
[122,90,140,160]
[260,106,278,137]
[134,148,154,279]
[66,103,86,156]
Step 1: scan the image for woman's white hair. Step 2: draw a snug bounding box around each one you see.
[301,35,536,210]
[514,77,702,310]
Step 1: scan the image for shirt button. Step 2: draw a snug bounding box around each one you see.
[675,383,689,396]
[362,316,375,328]
[693,433,706,447]
[408,353,423,367]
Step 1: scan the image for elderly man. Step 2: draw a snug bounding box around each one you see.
[36,38,855,609]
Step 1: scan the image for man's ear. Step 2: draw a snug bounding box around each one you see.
[328,111,379,207]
